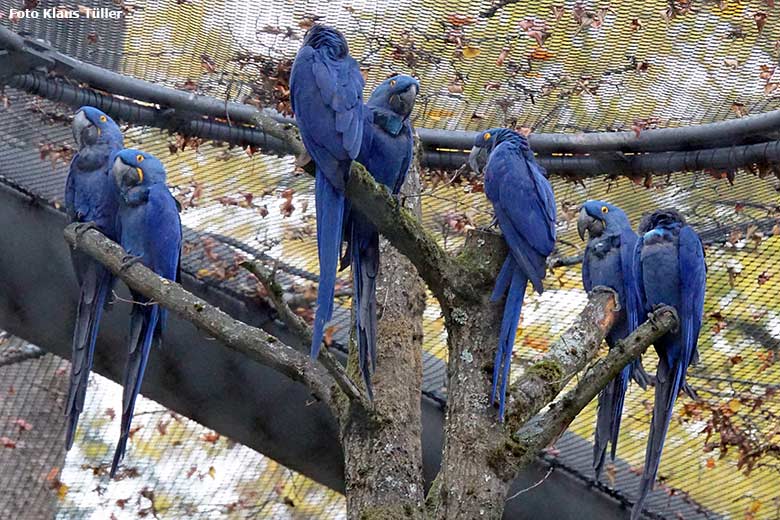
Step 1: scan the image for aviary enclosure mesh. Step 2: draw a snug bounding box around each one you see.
[1,0,779,518]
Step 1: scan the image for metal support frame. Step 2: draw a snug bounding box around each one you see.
[3,25,780,168]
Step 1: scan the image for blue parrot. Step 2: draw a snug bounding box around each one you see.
[468,128,557,420]
[109,149,181,477]
[631,210,706,519]
[64,106,124,450]
[577,200,650,478]
[338,74,419,399]
[290,24,365,361]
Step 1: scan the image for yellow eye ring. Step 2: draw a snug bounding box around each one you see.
[483,132,491,141]
[136,167,144,183]
[136,154,144,162]
[99,115,107,123]
[601,206,609,214]
[390,79,397,87]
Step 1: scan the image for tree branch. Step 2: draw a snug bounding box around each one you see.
[240,260,369,407]
[343,161,461,302]
[63,224,337,407]
[504,290,619,432]
[250,112,466,303]
[509,306,679,469]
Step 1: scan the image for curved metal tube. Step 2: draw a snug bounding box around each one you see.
[3,25,780,156]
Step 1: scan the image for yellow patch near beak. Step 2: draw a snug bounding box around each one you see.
[96,127,101,136]
[136,167,144,183]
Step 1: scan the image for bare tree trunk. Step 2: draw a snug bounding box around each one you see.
[340,239,427,519]
[433,302,511,519]
[0,334,68,520]
[339,147,427,520]
[427,232,512,520]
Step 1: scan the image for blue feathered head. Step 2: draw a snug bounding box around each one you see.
[112,149,167,195]
[72,106,123,150]
[368,74,419,118]
[468,128,529,173]
[302,25,349,58]
[577,200,631,241]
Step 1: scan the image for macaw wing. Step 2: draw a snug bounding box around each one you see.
[619,228,641,331]
[493,203,545,293]
[526,155,556,226]
[146,187,182,281]
[492,148,556,259]
[65,157,78,219]
[581,246,592,293]
[678,225,706,369]
[392,124,414,195]
[631,234,647,330]
[292,46,364,161]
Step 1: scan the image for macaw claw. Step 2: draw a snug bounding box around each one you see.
[74,221,100,238]
[592,285,621,311]
[649,304,679,333]
[119,255,143,271]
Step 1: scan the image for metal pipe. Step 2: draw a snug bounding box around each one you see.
[6,73,295,156]
[3,25,780,156]
[9,73,780,177]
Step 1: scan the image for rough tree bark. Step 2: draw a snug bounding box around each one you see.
[426,232,506,519]
[339,144,427,520]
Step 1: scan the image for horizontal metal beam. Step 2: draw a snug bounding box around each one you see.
[7,72,780,177]
[3,25,780,156]
[422,142,780,176]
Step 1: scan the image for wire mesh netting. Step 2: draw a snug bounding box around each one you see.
[1,0,779,518]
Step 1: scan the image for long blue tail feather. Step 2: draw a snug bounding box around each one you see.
[351,219,379,400]
[593,363,631,478]
[110,303,160,478]
[491,255,514,303]
[491,262,528,421]
[65,264,111,450]
[631,354,685,519]
[311,167,347,359]
[609,364,632,461]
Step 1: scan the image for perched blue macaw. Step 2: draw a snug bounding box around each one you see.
[109,149,181,477]
[631,210,706,519]
[290,24,365,361]
[338,74,419,398]
[64,106,124,450]
[577,200,650,478]
[469,128,557,420]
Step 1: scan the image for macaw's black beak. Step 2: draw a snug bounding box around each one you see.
[390,84,419,118]
[72,110,98,148]
[112,156,142,191]
[577,207,604,241]
[468,145,488,174]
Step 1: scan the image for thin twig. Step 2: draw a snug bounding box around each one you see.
[240,260,369,407]
[505,466,554,502]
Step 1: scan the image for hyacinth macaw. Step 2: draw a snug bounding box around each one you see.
[631,209,706,519]
[64,106,124,450]
[577,200,650,478]
[468,128,557,420]
[338,74,419,398]
[290,24,365,361]
[109,149,181,477]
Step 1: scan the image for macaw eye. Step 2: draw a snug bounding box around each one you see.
[136,167,144,183]
[483,132,491,141]
[99,115,107,123]
[601,206,609,214]
[136,154,144,163]
[390,79,397,87]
